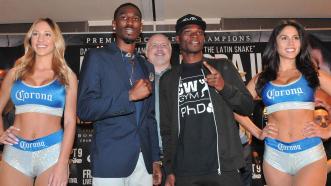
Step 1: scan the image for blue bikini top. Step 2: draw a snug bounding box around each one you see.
[261,75,314,114]
[10,79,66,117]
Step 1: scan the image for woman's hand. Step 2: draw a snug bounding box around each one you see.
[259,122,278,140]
[0,126,20,145]
[48,162,69,186]
[303,121,331,140]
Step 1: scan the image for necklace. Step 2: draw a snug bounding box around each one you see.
[120,50,135,86]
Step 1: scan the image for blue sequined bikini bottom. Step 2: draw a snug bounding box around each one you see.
[2,130,63,177]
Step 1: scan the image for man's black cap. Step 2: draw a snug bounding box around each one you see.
[175,14,206,35]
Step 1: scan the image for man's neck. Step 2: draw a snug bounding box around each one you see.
[182,52,203,64]
[116,39,136,54]
[155,63,170,73]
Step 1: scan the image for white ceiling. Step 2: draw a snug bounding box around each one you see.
[0,0,330,24]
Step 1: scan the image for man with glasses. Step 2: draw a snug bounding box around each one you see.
[146,33,172,185]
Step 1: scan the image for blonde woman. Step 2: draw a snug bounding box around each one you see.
[0,18,77,186]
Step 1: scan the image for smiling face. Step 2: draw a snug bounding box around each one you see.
[314,108,329,127]
[176,24,205,55]
[276,26,301,61]
[30,21,55,58]
[112,5,142,44]
[146,34,171,71]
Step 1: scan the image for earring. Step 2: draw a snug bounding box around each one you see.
[113,27,116,30]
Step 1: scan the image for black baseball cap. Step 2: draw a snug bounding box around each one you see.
[175,14,206,35]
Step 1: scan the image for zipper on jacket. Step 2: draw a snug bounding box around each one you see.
[201,69,221,175]
[177,77,181,137]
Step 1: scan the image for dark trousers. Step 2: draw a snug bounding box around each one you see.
[175,171,244,186]
[239,144,252,186]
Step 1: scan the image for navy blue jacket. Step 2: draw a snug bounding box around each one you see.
[77,43,160,178]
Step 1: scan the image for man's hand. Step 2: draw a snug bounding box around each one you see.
[152,162,162,185]
[165,174,175,186]
[203,61,224,91]
[129,79,152,101]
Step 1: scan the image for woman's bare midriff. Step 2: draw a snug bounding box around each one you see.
[268,109,314,142]
[12,112,62,140]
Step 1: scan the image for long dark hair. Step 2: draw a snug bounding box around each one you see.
[256,20,319,96]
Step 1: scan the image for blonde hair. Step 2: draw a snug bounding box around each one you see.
[14,18,71,86]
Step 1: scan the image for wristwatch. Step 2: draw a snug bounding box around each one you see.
[153,161,163,167]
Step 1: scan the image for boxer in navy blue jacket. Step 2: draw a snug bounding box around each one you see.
[77,3,161,186]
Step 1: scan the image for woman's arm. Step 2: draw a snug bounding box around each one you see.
[234,113,278,140]
[234,74,278,140]
[48,71,77,185]
[0,69,19,145]
[59,71,77,168]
